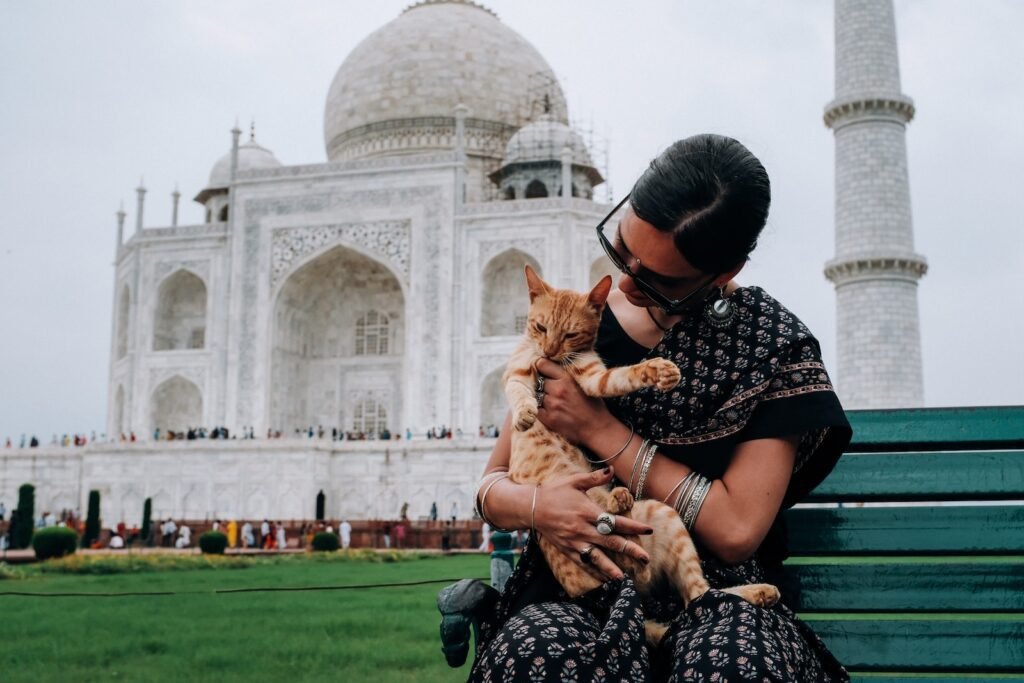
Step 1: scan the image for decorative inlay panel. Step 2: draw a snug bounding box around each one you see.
[271,221,411,286]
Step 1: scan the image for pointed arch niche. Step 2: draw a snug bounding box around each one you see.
[481,250,541,337]
[269,245,404,433]
[149,375,203,433]
[153,270,207,351]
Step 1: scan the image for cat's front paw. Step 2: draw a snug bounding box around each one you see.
[513,402,538,431]
[642,358,681,390]
[607,486,634,515]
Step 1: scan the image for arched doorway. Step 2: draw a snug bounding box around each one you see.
[481,249,542,337]
[150,376,202,434]
[270,246,404,434]
[153,270,207,351]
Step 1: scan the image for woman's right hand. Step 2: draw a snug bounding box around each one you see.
[532,467,653,581]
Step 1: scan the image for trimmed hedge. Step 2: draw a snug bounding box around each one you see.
[311,531,340,552]
[32,527,79,560]
[199,531,228,555]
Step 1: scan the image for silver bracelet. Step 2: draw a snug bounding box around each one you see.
[586,422,634,465]
[634,441,658,500]
[673,471,701,515]
[474,470,508,518]
[663,471,696,507]
[628,438,649,494]
[682,476,712,530]
[530,484,540,532]
[478,473,515,532]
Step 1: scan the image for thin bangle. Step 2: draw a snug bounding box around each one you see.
[586,422,634,465]
[682,476,712,530]
[634,442,657,500]
[530,484,540,532]
[478,474,514,532]
[474,470,509,518]
[673,472,701,515]
[663,471,695,506]
[628,438,649,493]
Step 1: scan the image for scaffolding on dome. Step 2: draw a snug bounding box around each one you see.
[477,71,612,204]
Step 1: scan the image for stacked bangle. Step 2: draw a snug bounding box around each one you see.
[475,470,515,532]
[586,422,634,465]
[680,475,713,530]
[664,471,697,507]
[628,438,649,494]
[530,484,540,532]
[634,440,658,500]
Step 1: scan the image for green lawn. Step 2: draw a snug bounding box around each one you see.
[0,553,488,682]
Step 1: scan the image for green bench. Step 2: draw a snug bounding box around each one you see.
[439,406,1024,679]
[788,406,1024,681]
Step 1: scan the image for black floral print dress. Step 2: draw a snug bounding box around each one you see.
[470,287,852,682]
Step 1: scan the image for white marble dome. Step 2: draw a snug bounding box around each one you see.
[504,115,593,167]
[207,138,282,189]
[323,0,569,162]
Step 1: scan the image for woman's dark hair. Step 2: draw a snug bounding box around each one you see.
[630,134,770,274]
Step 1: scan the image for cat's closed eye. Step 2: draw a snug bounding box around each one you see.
[564,332,578,339]
[535,323,547,333]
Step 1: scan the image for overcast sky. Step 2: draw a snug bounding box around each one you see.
[1,1,1021,440]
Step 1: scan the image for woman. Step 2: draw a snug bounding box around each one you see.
[471,135,852,681]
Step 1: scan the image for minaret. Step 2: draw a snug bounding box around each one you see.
[171,186,181,227]
[824,0,927,408]
[134,179,146,234]
[115,203,126,255]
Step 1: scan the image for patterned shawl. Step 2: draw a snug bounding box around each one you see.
[598,286,851,508]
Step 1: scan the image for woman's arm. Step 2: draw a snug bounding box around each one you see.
[478,412,654,579]
[535,358,797,565]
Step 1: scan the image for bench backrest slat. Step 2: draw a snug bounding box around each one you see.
[785,505,1024,555]
[846,407,1024,452]
[804,449,1024,501]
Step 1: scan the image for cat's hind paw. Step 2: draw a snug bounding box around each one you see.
[642,358,681,390]
[721,583,781,608]
[513,403,538,431]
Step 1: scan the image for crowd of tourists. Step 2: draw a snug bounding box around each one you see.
[3,423,502,451]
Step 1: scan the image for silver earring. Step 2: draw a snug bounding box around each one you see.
[703,286,735,329]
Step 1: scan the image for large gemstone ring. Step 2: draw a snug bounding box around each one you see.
[595,512,616,536]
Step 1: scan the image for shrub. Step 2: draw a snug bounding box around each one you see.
[32,527,79,560]
[311,531,340,552]
[83,490,101,548]
[199,531,228,555]
[12,483,35,549]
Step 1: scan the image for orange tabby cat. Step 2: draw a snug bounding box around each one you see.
[505,265,779,638]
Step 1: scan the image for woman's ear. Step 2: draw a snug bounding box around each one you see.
[715,261,746,288]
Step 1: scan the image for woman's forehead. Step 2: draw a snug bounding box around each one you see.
[619,206,701,279]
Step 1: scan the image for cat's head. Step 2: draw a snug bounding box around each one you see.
[523,265,613,361]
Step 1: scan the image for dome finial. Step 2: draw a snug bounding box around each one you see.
[250,119,256,142]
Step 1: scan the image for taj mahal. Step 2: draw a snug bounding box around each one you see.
[0,0,925,524]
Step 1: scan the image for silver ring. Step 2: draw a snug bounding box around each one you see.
[536,391,545,408]
[595,512,616,536]
[536,376,545,393]
[579,544,595,565]
[619,538,629,553]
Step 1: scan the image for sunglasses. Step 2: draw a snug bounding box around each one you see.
[595,194,717,314]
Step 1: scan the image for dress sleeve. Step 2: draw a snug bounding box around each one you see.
[735,344,852,507]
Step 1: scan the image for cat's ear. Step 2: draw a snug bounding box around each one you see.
[587,275,613,310]
[524,265,551,302]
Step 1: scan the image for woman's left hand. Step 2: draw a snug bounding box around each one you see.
[535,358,610,446]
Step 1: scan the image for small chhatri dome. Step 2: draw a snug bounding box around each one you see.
[503,114,593,167]
[323,0,568,162]
[207,133,282,189]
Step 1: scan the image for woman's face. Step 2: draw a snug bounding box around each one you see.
[612,206,715,310]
